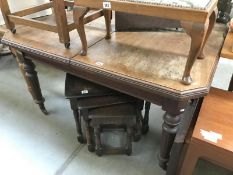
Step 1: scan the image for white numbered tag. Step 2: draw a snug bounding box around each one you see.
[103,2,111,9]
[81,89,89,94]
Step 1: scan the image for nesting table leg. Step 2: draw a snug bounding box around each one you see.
[94,126,103,156]
[158,112,182,170]
[15,51,47,115]
[73,109,85,143]
[73,6,89,56]
[126,126,133,156]
[142,101,151,134]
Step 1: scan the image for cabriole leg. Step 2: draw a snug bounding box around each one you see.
[181,19,209,85]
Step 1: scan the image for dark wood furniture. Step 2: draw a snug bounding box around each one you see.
[89,103,140,156]
[65,73,145,145]
[217,0,232,24]
[1,17,225,170]
[179,88,233,174]
[74,0,218,85]
[0,0,110,48]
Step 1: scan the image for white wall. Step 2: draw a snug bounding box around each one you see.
[0,0,52,25]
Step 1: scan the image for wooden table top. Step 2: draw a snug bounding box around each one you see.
[2,19,225,100]
[221,31,233,60]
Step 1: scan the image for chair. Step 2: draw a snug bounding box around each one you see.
[0,0,111,48]
[179,88,233,174]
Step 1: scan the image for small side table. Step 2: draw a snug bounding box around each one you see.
[74,0,218,85]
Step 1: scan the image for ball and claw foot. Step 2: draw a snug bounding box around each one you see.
[64,42,70,49]
[88,145,95,152]
[77,136,86,144]
[79,50,87,56]
[96,148,103,157]
[11,28,16,34]
[182,76,193,85]
[141,125,149,135]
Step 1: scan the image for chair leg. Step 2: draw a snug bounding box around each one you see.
[142,101,151,134]
[73,6,89,56]
[181,19,210,85]
[0,0,16,33]
[94,126,103,156]
[198,8,217,59]
[53,0,70,48]
[103,9,111,39]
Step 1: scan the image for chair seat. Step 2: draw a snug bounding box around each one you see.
[116,0,212,9]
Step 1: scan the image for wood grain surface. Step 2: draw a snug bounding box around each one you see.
[71,24,224,92]
[2,16,109,60]
[193,87,233,153]
[2,19,225,99]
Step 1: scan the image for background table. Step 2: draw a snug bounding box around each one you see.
[1,17,225,170]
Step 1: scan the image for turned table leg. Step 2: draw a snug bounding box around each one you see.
[181,9,216,85]
[73,6,89,56]
[158,101,187,170]
[15,51,47,114]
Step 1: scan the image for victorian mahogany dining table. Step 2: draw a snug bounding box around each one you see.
[1,16,225,171]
